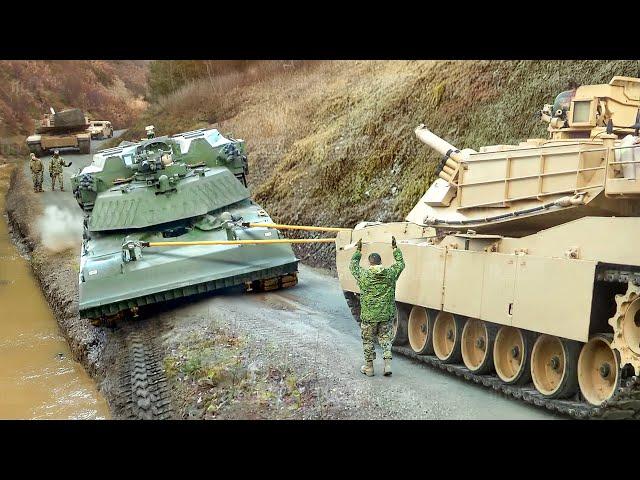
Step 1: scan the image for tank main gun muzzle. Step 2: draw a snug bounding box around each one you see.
[415,124,464,184]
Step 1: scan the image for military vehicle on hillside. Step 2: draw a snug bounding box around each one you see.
[26,108,92,155]
[336,76,640,418]
[87,120,113,140]
[71,128,299,323]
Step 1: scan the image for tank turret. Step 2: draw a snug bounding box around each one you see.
[406,77,640,237]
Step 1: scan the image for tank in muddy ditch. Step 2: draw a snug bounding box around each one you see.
[336,76,640,418]
[71,128,299,323]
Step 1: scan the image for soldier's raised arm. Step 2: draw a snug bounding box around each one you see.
[388,236,405,280]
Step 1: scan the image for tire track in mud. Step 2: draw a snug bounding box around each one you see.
[112,320,173,420]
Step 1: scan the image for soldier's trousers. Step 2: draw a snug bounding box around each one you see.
[361,320,393,362]
[32,171,43,191]
[51,173,64,191]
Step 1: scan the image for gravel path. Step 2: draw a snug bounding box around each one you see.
[155,264,556,419]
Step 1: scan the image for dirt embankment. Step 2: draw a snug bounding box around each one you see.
[5,167,110,379]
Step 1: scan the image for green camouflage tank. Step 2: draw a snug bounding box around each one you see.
[71,128,299,321]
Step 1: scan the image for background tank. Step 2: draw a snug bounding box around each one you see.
[26,108,92,155]
[71,128,299,321]
[335,76,640,418]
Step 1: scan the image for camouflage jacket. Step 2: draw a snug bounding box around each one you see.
[49,156,64,174]
[350,248,405,323]
[30,157,43,173]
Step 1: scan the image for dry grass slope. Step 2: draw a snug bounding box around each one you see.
[117,60,640,268]
[0,60,148,140]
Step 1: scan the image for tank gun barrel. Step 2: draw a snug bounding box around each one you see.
[415,124,460,157]
[414,124,464,183]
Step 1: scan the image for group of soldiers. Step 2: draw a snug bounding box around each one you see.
[29,149,72,193]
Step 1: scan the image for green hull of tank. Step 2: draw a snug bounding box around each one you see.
[72,128,299,319]
[79,201,298,319]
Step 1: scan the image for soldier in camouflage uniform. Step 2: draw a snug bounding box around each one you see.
[29,153,44,192]
[49,150,71,191]
[350,236,405,377]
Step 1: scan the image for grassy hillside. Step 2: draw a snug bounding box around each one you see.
[112,60,640,268]
[0,60,149,141]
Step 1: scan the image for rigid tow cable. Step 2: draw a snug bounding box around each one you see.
[142,238,336,247]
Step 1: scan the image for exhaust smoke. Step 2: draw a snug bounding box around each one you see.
[37,205,83,252]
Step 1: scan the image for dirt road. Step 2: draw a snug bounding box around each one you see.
[21,132,556,419]
[154,265,555,419]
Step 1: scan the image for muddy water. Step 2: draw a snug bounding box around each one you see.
[0,165,109,419]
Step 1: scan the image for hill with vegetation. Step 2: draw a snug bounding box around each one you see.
[103,60,640,268]
[0,60,149,143]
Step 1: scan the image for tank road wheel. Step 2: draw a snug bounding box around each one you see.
[531,335,580,399]
[407,306,435,355]
[609,282,640,375]
[461,319,496,374]
[493,326,532,385]
[432,311,465,363]
[578,334,621,406]
[392,303,409,346]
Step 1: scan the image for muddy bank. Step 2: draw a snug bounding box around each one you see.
[0,162,109,418]
[4,167,121,402]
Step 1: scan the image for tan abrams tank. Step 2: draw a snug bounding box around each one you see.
[336,76,640,418]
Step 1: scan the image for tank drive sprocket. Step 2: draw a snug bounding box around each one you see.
[609,281,640,375]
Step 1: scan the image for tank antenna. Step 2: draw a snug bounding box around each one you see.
[633,109,640,136]
[606,119,614,135]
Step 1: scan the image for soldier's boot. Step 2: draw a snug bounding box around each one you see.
[360,361,374,377]
[383,359,392,376]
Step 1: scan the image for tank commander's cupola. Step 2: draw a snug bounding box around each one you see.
[540,76,640,140]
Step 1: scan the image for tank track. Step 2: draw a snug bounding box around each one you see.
[393,346,640,420]
[115,325,173,420]
[344,292,640,420]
